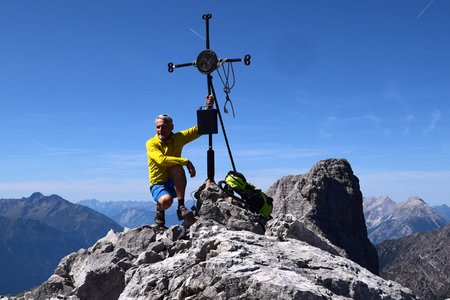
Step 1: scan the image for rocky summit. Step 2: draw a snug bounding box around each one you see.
[5,159,415,300]
[266,158,379,275]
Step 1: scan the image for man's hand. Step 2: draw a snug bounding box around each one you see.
[186,160,196,178]
[206,95,214,108]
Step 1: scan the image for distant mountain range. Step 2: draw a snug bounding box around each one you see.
[77,199,154,228]
[363,196,448,244]
[363,196,450,298]
[78,198,197,228]
[377,223,450,300]
[433,204,450,222]
[0,192,123,296]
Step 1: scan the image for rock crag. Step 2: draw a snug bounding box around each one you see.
[266,158,379,275]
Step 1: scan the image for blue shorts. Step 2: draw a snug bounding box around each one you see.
[150,179,177,202]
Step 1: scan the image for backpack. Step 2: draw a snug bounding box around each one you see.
[218,171,273,218]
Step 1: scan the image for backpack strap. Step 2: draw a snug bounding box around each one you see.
[217,180,248,209]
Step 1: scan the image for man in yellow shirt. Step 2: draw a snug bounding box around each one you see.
[146,95,214,227]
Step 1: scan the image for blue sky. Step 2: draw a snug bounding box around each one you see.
[1,0,449,206]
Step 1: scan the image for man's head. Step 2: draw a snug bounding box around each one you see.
[155,114,174,141]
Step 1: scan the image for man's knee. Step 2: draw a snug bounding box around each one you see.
[157,194,173,210]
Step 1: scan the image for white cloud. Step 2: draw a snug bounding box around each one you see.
[401,114,415,135]
[27,138,89,156]
[424,109,441,133]
[234,147,329,160]
[318,114,392,138]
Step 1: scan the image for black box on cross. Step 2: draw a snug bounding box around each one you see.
[197,108,218,135]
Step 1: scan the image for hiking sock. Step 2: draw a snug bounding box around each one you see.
[155,207,165,227]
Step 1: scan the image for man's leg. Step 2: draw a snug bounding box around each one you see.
[157,194,173,210]
[170,166,189,220]
[170,165,186,201]
[151,182,175,227]
[155,194,172,227]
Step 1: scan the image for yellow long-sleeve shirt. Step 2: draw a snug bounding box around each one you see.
[146,125,200,185]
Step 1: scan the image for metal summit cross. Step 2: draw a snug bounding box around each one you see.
[168,13,251,182]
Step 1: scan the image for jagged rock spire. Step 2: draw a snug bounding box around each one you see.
[266,158,379,274]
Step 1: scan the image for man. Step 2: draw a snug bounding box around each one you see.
[146,95,214,228]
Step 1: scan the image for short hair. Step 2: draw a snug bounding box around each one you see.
[155,114,173,125]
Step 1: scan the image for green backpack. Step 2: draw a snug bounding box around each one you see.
[218,171,273,218]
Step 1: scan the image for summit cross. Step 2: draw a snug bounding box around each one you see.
[167,13,250,182]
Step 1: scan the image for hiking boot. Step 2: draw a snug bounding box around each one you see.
[182,211,198,228]
[153,224,168,233]
[155,207,165,227]
[176,205,189,221]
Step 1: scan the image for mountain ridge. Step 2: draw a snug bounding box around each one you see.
[0,193,123,295]
[363,195,447,244]
[377,224,450,300]
[432,204,450,222]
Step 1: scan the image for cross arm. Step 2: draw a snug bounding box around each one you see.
[168,54,250,73]
[168,61,195,73]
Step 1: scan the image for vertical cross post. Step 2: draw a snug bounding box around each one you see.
[204,14,215,181]
[168,13,251,182]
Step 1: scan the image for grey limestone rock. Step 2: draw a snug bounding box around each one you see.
[266,158,379,274]
[119,226,414,300]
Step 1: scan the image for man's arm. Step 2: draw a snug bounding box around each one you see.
[178,125,201,145]
[146,140,189,167]
[186,160,196,177]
